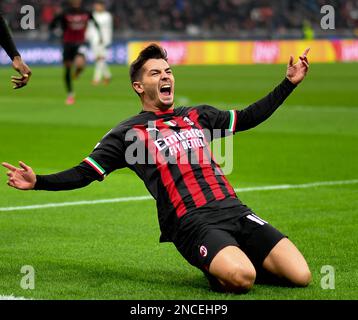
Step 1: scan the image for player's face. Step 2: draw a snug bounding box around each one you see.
[136,59,175,109]
[94,3,105,12]
[70,0,82,8]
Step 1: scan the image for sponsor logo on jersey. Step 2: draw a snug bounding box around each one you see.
[153,128,206,156]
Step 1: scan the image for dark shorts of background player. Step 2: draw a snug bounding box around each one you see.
[173,206,286,275]
[63,43,86,62]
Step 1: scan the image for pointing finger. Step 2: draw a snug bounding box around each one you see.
[302,48,310,58]
[2,162,18,172]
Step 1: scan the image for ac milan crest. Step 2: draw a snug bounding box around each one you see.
[183,116,194,126]
[199,245,208,258]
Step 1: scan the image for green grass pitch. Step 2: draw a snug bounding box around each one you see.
[0,62,357,300]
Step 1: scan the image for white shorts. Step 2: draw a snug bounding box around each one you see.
[91,44,108,59]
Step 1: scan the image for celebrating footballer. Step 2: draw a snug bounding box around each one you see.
[2,43,311,293]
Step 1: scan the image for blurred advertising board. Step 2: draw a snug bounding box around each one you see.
[1,40,357,66]
[0,42,127,65]
[128,40,358,65]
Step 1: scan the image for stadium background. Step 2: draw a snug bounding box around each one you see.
[0,0,357,300]
[1,0,358,65]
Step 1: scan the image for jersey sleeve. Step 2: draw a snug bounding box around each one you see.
[0,14,20,60]
[80,129,127,180]
[195,77,296,137]
[194,105,237,139]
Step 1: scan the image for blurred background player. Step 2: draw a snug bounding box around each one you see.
[49,0,102,105]
[0,13,31,89]
[86,0,113,86]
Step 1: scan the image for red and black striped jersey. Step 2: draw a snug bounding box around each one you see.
[82,105,241,241]
[34,78,296,242]
[50,8,94,44]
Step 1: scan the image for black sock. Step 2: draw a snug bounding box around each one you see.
[65,67,73,94]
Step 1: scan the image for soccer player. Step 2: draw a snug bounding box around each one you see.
[2,44,311,293]
[86,0,113,85]
[49,0,102,105]
[0,13,31,89]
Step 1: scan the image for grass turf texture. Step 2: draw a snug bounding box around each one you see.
[0,63,357,300]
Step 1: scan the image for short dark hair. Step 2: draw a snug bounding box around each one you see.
[129,44,168,84]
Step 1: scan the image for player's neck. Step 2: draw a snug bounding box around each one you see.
[142,103,175,113]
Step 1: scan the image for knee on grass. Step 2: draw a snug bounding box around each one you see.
[290,268,312,287]
[220,267,256,293]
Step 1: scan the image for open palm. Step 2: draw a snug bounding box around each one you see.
[2,161,36,190]
[286,48,310,85]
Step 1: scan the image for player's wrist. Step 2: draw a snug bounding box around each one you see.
[285,76,298,87]
[33,175,43,190]
[12,55,22,61]
[30,176,37,190]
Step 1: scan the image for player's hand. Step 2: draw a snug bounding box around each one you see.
[11,56,32,89]
[2,161,36,190]
[286,48,310,85]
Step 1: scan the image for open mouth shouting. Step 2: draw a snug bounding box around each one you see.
[159,83,174,104]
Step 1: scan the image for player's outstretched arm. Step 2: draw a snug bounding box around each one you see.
[2,161,98,191]
[2,161,36,190]
[235,48,310,132]
[0,14,20,60]
[0,15,32,89]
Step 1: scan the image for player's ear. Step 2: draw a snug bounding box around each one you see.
[132,81,144,95]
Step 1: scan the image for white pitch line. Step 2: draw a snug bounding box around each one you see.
[0,195,152,212]
[0,179,357,213]
[235,179,358,192]
[0,295,30,300]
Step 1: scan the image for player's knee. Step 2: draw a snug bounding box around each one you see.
[227,266,256,293]
[291,267,312,287]
[75,56,86,68]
